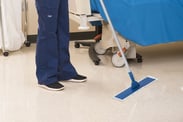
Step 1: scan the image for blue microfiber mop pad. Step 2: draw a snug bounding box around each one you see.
[115,76,156,100]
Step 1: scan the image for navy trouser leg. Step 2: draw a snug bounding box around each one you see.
[57,0,77,80]
[36,0,60,85]
[35,0,77,85]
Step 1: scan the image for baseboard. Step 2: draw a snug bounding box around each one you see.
[27,31,96,43]
[27,35,37,43]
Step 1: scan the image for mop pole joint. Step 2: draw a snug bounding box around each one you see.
[128,72,140,89]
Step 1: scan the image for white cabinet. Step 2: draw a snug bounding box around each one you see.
[27,0,38,35]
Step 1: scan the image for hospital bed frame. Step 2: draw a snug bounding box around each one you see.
[69,0,142,66]
[0,0,30,56]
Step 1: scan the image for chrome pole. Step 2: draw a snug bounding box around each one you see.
[0,0,6,55]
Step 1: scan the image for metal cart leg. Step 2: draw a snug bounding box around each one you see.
[22,0,31,47]
[0,0,9,56]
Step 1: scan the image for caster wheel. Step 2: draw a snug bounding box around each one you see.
[136,53,143,63]
[74,43,80,48]
[94,42,106,55]
[111,53,125,67]
[137,58,143,63]
[3,52,9,56]
[25,42,31,47]
[94,60,100,65]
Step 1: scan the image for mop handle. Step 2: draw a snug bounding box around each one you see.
[0,0,6,52]
[99,0,131,72]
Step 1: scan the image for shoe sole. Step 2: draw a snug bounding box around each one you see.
[62,78,87,83]
[38,85,64,91]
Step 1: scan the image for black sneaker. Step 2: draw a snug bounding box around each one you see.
[66,74,87,83]
[39,82,64,91]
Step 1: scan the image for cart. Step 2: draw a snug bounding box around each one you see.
[0,0,30,56]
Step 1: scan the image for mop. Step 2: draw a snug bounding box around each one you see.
[99,0,156,100]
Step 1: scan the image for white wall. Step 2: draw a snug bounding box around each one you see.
[27,0,38,35]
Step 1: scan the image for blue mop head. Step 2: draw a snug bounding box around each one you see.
[115,76,156,100]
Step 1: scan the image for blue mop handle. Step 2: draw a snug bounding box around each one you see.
[99,0,140,89]
[99,0,130,72]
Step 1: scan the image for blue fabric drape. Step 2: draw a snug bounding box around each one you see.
[90,0,183,46]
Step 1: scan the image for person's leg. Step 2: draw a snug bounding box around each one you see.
[57,0,87,82]
[57,0,77,80]
[35,0,60,85]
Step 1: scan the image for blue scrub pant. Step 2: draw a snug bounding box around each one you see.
[35,0,77,85]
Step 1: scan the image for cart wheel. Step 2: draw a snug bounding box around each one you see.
[111,53,125,67]
[94,42,106,55]
[136,53,143,63]
[25,41,31,47]
[3,52,9,57]
[74,42,80,48]
[137,58,143,63]
[94,60,100,65]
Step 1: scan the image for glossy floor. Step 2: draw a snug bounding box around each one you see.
[0,41,183,122]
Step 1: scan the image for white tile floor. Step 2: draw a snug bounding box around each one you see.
[0,41,183,122]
